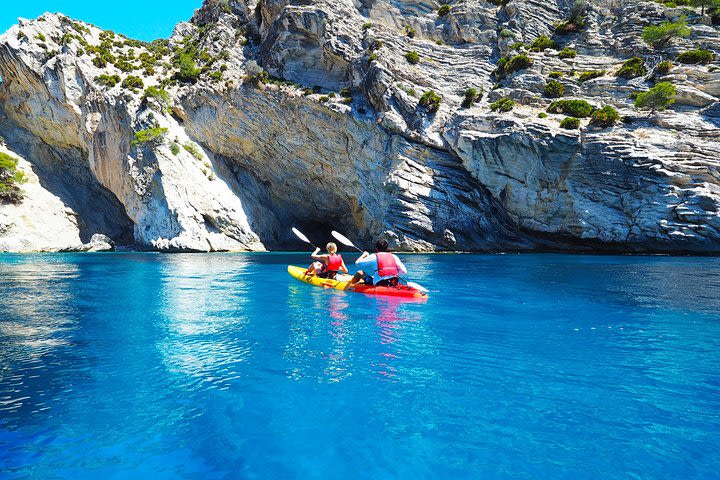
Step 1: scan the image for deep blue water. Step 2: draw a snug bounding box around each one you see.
[1,253,719,479]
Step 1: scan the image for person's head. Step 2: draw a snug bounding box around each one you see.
[326,242,337,254]
[375,239,389,252]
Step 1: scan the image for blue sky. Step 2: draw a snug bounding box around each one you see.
[1,0,203,41]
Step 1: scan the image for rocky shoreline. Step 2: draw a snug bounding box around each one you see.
[0,0,718,253]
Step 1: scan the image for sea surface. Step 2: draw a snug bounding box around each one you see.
[0,253,719,479]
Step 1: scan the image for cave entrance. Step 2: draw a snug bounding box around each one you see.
[283,218,359,254]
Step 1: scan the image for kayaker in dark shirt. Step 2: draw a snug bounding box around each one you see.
[304,242,349,279]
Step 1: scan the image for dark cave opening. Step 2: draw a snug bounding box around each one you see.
[279,218,363,255]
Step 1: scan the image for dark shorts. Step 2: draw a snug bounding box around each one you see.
[363,275,398,287]
[317,270,338,279]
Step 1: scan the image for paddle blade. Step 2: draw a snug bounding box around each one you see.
[406,281,429,294]
[292,227,312,245]
[331,231,356,249]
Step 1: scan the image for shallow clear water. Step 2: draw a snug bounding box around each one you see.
[1,253,719,479]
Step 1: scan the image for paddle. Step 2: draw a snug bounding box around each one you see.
[330,230,362,253]
[292,227,318,249]
[330,231,429,294]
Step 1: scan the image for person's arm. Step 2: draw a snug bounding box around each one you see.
[340,260,349,274]
[394,255,407,275]
[355,253,375,270]
[310,247,324,261]
[355,251,370,265]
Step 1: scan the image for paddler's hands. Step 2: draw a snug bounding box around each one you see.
[359,251,370,260]
[312,247,321,255]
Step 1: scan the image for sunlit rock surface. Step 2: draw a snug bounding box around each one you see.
[0,0,718,252]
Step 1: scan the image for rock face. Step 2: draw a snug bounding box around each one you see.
[0,0,718,252]
[56,233,115,252]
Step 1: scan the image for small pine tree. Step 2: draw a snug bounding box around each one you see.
[642,18,691,47]
[690,0,720,15]
[634,82,676,112]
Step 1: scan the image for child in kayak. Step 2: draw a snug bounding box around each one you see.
[305,242,349,279]
[349,239,407,287]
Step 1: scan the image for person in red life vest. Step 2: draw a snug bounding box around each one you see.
[350,239,407,286]
[304,242,349,279]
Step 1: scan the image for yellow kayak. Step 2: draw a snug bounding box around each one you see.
[287,265,428,299]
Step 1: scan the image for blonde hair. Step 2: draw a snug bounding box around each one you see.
[326,242,337,253]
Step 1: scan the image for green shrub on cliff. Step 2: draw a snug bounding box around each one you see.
[0,152,27,204]
[142,86,171,107]
[419,90,442,112]
[578,70,605,82]
[405,51,420,64]
[544,80,565,98]
[654,60,674,75]
[617,57,647,79]
[555,0,588,34]
[490,97,515,112]
[529,35,556,52]
[590,105,620,127]
[560,116,580,129]
[558,47,577,59]
[634,82,676,111]
[174,53,202,83]
[676,49,714,64]
[131,127,168,146]
[438,4,451,16]
[690,0,719,14]
[183,142,203,160]
[462,87,482,108]
[642,18,691,47]
[547,99,595,117]
[122,75,144,91]
[95,74,121,88]
[496,54,533,78]
[115,59,135,72]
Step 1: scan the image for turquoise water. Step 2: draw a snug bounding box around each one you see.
[1,253,719,479]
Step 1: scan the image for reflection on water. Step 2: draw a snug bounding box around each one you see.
[324,294,352,382]
[0,257,80,417]
[157,255,252,390]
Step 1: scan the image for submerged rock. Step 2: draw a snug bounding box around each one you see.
[0,1,718,252]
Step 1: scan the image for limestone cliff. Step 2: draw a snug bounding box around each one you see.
[0,0,718,252]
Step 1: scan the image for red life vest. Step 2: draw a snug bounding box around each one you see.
[326,253,343,271]
[376,252,399,277]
